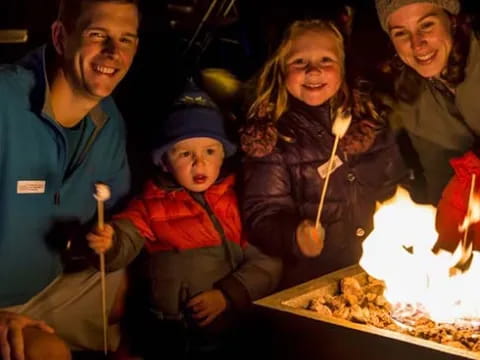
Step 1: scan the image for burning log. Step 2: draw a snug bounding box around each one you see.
[306,276,480,352]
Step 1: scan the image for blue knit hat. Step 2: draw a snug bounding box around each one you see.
[152,82,237,166]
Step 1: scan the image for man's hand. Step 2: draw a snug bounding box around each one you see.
[296,219,325,257]
[186,290,227,327]
[0,311,54,360]
[86,224,114,254]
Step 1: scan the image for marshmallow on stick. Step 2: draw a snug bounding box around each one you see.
[93,183,111,355]
[332,108,352,138]
[94,183,111,229]
[315,109,352,230]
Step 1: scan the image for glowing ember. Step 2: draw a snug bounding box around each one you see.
[359,187,480,325]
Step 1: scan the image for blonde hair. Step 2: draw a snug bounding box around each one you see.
[248,19,348,122]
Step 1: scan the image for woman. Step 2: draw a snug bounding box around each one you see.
[375,0,480,205]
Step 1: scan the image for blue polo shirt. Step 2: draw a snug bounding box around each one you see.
[0,46,131,307]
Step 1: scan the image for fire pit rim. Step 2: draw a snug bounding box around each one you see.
[254,265,479,360]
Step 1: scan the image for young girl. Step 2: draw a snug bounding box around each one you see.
[241,19,406,289]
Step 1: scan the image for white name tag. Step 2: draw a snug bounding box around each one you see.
[17,180,46,194]
[317,155,343,179]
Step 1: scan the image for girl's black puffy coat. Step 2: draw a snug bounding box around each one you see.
[241,99,406,289]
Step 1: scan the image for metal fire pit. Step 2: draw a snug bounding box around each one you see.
[255,265,478,360]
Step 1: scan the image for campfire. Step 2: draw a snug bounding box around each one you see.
[307,187,480,352]
[255,186,480,359]
[360,187,480,327]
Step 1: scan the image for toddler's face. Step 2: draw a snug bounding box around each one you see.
[284,29,342,106]
[166,137,225,192]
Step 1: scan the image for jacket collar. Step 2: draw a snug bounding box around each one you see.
[279,95,331,136]
[16,44,108,128]
[288,95,330,118]
[461,34,480,88]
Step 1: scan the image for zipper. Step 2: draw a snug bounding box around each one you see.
[54,192,60,205]
[63,124,101,182]
[190,192,236,270]
[54,117,102,204]
[43,114,68,206]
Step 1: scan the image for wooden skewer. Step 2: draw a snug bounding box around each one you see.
[97,199,108,356]
[459,174,476,258]
[450,173,476,275]
[315,109,351,230]
[315,135,340,230]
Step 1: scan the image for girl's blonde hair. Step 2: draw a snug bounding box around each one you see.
[248,19,349,122]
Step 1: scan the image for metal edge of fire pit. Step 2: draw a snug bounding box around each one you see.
[255,264,479,360]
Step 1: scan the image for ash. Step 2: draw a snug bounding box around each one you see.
[306,276,480,352]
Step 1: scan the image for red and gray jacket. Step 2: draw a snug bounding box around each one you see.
[104,174,282,318]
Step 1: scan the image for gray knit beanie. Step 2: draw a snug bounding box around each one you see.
[375,0,460,32]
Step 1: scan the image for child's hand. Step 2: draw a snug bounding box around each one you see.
[296,219,325,257]
[186,289,227,327]
[86,224,114,254]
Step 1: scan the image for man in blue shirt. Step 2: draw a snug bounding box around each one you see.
[0,0,139,358]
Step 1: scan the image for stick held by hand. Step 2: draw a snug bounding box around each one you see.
[315,109,352,230]
[450,174,477,275]
[94,182,111,355]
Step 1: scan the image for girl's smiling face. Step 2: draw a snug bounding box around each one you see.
[166,137,224,192]
[284,29,343,106]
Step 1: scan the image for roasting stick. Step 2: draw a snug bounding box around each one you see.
[451,173,476,275]
[94,183,111,355]
[315,109,352,230]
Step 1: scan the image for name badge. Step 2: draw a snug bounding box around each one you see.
[17,180,46,194]
[317,155,343,179]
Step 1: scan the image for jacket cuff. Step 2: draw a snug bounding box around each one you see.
[102,219,145,272]
[103,232,121,271]
[291,229,304,260]
[277,215,305,263]
[88,232,121,272]
[214,275,251,311]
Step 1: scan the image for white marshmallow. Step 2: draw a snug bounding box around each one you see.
[332,108,352,138]
[94,183,111,202]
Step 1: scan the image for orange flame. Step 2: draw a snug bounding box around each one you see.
[359,187,480,324]
[459,193,480,233]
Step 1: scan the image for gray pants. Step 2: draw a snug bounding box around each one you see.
[2,267,124,351]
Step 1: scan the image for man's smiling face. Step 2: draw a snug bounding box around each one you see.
[59,1,139,100]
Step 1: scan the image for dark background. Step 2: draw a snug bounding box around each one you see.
[1,0,479,191]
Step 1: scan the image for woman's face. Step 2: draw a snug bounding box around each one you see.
[387,3,453,79]
[284,29,343,106]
